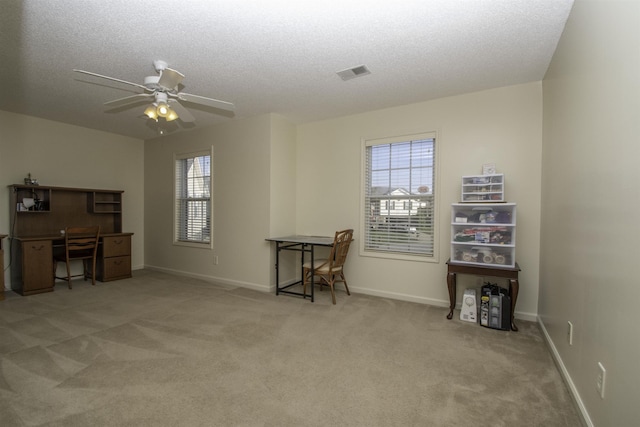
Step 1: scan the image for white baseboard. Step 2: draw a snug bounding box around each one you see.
[139,267,537,321]
[144,264,271,293]
[350,285,450,307]
[350,286,537,322]
[537,317,593,427]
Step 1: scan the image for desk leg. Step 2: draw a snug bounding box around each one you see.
[275,242,280,296]
[310,245,315,303]
[446,272,456,320]
[509,279,519,331]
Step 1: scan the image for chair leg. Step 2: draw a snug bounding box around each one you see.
[91,258,96,286]
[341,272,350,296]
[304,269,325,294]
[83,259,96,285]
[66,260,72,289]
[328,279,337,305]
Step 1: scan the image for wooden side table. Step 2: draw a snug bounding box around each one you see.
[446,259,521,331]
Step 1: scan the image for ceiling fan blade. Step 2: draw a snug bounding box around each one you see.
[73,69,150,92]
[177,92,235,111]
[104,93,154,108]
[158,68,184,91]
[169,100,195,122]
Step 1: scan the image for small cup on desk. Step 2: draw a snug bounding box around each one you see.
[60,230,65,236]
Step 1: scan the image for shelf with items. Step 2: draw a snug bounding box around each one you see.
[12,185,52,212]
[450,202,516,268]
[8,184,124,237]
[461,174,504,202]
[88,191,122,214]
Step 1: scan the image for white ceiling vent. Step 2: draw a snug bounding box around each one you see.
[336,65,371,81]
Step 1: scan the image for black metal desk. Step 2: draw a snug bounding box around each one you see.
[266,235,334,302]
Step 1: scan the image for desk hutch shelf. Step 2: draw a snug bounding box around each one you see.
[89,191,122,213]
[11,185,123,237]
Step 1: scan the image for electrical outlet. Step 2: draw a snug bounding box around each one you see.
[596,362,606,399]
[567,321,573,345]
[214,255,219,265]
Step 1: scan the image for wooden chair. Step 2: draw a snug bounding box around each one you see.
[54,226,100,289]
[302,229,354,304]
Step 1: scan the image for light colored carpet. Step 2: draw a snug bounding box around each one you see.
[0,270,581,426]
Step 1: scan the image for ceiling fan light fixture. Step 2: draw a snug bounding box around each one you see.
[144,104,158,120]
[165,109,179,122]
[74,61,235,133]
[157,102,170,117]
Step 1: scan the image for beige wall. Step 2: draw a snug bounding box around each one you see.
[0,110,145,288]
[142,84,544,318]
[540,1,640,425]
[269,114,297,238]
[268,114,298,282]
[144,114,280,290]
[296,82,543,318]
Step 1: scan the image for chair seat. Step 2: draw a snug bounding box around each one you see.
[54,250,95,262]
[302,259,327,268]
[303,259,342,274]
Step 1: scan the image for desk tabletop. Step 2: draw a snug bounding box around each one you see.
[13,232,134,242]
[266,235,334,246]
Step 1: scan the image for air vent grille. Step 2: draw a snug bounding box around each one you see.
[336,65,371,81]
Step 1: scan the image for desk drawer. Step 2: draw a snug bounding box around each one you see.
[102,235,131,257]
[98,256,131,282]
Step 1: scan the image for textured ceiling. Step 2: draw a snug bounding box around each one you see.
[0,0,574,140]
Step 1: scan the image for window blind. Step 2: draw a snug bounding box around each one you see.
[363,134,435,257]
[175,150,212,245]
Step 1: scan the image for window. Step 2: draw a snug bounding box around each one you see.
[362,132,436,259]
[174,149,212,247]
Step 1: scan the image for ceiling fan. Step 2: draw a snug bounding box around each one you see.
[73,60,235,124]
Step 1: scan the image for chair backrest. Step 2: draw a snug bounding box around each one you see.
[328,229,354,269]
[64,226,100,258]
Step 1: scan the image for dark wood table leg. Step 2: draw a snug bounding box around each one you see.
[446,271,456,319]
[275,242,280,296]
[509,278,519,331]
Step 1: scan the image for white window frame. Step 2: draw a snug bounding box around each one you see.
[360,131,439,262]
[173,147,213,249]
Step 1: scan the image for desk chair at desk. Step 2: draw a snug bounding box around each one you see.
[54,226,100,288]
[302,229,354,304]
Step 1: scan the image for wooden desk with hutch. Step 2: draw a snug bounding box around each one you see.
[9,185,133,296]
